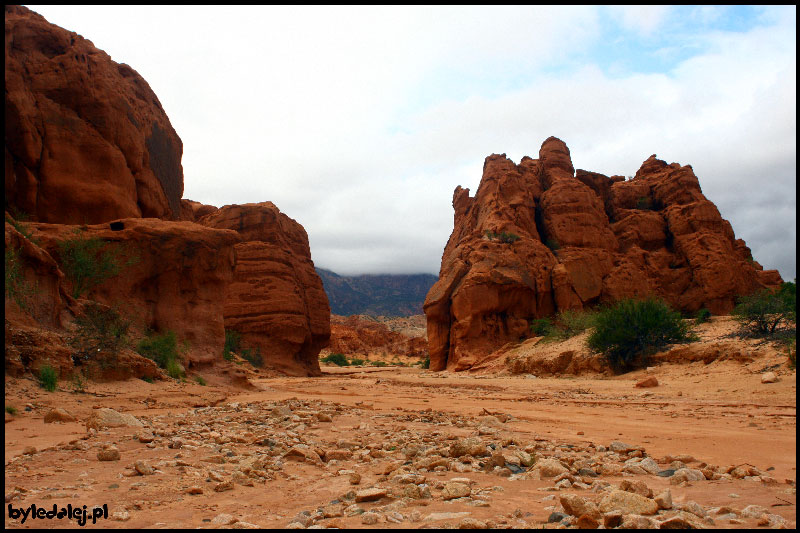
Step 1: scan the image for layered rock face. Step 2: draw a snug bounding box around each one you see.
[5,5,183,223]
[5,7,331,377]
[24,219,241,365]
[199,203,331,376]
[425,137,782,371]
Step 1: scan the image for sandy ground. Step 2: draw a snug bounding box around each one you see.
[4,322,796,529]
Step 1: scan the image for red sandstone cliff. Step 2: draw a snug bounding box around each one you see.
[198,203,331,376]
[425,137,783,372]
[5,5,184,223]
[4,7,331,378]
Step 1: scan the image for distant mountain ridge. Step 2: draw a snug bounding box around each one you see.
[316,268,438,317]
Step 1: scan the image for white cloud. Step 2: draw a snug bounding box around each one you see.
[22,5,797,280]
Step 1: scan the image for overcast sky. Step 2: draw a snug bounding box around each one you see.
[26,5,796,280]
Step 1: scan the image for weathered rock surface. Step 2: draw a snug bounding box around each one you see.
[327,314,428,360]
[5,5,184,223]
[199,203,330,376]
[424,137,782,371]
[26,218,241,365]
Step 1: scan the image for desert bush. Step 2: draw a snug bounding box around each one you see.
[530,318,554,337]
[6,405,18,415]
[350,358,365,366]
[695,308,712,324]
[195,375,207,386]
[71,372,87,393]
[731,281,796,336]
[69,303,130,366]
[556,309,596,337]
[137,330,184,379]
[57,232,137,298]
[422,356,430,369]
[321,353,349,366]
[372,360,388,367]
[5,248,34,310]
[485,230,520,244]
[545,238,560,252]
[531,310,595,342]
[587,298,692,372]
[241,346,263,368]
[140,376,154,384]
[223,329,241,361]
[38,364,58,391]
[636,196,653,210]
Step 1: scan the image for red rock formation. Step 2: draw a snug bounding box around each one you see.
[24,218,241,365]
[199,203,331,376]
[425,137,782,371]
[5,5,183,223]
[327,315,428,360]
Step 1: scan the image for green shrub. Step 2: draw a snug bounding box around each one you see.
[71,372,86,393]
[485,230,520,244]
[422,356,430,369]
[695,308,712,324]
[372,360,388,367]
[223,329,241,361]
[531,310,596,341]
[545,238,560,252]
[241,346,263,368]
[587,298,692,373]
[530,318,554,337]
[57,232,137,298]
[38,364,58,391]
[5,248,36,310]
[350,358,365,366]
[195,375,207,386]
[732,281,796,336]
[321,353,350,366]
[6,405,17,415]
[140,376,154,384]
[556,309,596,337]
[137,330,184,378]
[69,303,130,365]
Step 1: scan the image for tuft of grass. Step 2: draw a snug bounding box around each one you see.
[320,353,350,366]
[422,356,430,369]
[587,298,692,373]
[6,405,17,415]
[137,330,185,379]
[530,318,554,337]
[38,364,58,392]
[372,360,388,367]
[695,308,712,324]
[194,375,207,386]
[350,358,365,366]
[140,376,154,384]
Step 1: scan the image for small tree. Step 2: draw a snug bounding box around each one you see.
[587,298,691,372]
[57,232,137,298]
[731,281,796,336]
